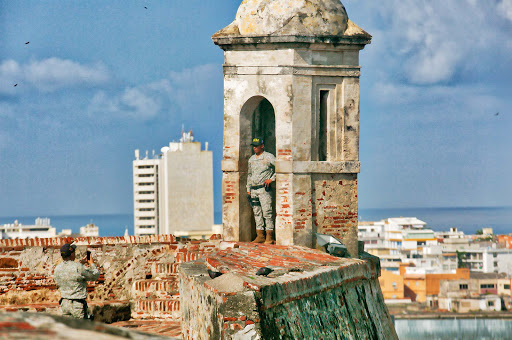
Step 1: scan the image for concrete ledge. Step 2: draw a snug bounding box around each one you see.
[212,35,372,49]
[275,160,360,173]
[224,65,361,77]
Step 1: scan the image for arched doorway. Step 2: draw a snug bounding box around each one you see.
[239,96,276,241]
[251,98,276,156]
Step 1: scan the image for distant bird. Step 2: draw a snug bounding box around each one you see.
[144,6,147,9]
[207,269,223,279]
[495,112,499,116]
[13,84,17,87]
[25,41,30,45]
[256,267,273,276]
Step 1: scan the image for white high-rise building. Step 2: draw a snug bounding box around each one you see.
[133,131,213,236]
[133,150,160,236]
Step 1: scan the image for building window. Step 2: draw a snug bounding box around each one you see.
[481,284,495,289]
[505,284,511,290]
[392,282,397,290]
[488,301,494,307]
[318,90,329,161]
[459,284,468,290]
[138,225,154,229]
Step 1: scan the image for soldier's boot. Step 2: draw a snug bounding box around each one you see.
[253,230,266,243]
[264,230,275,244]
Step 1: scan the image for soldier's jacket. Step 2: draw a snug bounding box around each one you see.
[54,261,99,299]
[247,151,276,192]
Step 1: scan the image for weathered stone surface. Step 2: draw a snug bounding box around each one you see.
[214,1,371,257]
[235,0,348,36]
[0,235,222,325]
[179,242,397,339]
[213,0,371,41]
[0,311,177,339]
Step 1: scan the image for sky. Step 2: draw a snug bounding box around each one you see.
[0,0,511,218]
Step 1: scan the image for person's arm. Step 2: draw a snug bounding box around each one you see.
[263,153,276,186]
[269,153,276,182]
[81,259,100,281]
[247,157,252,194]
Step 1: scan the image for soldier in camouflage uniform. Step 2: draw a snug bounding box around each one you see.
[247,137,276,244]
[54,243,99,319]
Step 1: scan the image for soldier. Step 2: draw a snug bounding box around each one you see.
[54,243,99,319]
[247,137,276,244]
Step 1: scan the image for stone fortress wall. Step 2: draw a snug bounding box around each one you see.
[0,235,221,323]
[0,235,396,339]
[0,1,401,338]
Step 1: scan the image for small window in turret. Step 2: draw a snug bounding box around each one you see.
[319,90,329,161]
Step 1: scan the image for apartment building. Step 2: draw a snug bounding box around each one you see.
[0,218,57,239]
[359,217,436,273]
[133,131,213,236]
[133,152,160,236]
[438,272,507,312]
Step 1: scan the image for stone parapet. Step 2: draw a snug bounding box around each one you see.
[180,242,397,339]
[0,234,178,249]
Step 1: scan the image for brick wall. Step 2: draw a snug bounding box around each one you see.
[0,235,221,322]
[312,173,358,255]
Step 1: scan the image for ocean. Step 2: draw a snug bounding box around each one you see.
[358,206,512,235]
[1,206,510,237]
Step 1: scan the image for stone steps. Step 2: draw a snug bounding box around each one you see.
[132,278,179,299]
[131,298,181,320]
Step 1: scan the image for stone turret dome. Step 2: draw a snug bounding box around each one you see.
[213,0,370,40]
[236,0,347,36]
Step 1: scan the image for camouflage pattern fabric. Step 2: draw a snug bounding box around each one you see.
[54,261,99,319]
[247,151,275,231]
[60,298,87,319]
[250,187,274,231]
[246,151,275,192]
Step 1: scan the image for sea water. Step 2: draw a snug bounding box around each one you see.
[394,318,512,340]
[1,206,510,237]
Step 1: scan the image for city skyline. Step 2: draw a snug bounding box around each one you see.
[1,0,511,217]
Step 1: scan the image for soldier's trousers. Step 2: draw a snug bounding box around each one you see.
[60,298,87,319]
[250,187,274,231]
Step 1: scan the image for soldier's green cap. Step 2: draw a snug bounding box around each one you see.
[251,137,264,146]
[60,243,76,258]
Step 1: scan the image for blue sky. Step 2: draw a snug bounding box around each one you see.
[1,0,511,217]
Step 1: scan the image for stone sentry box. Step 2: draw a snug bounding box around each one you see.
[213,0,371,256]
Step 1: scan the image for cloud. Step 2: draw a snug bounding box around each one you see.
[0,58,110,94]
[351,0,511,85]
[371,81,504,124]
[499,0,512,21]
[89,88,161,120]
[87,64,222,121]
